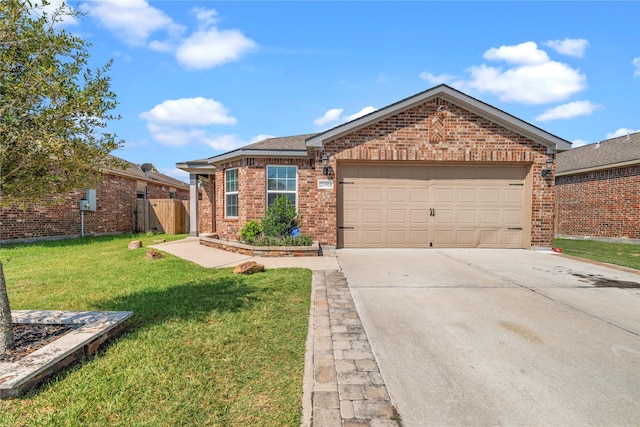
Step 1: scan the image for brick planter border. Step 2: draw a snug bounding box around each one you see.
[199,235,320,257]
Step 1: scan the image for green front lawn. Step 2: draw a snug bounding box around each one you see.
[0,234,311,426]
[553,238,640,270]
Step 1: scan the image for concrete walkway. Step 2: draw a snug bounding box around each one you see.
[151,238,398,426]
[150,237,341,270]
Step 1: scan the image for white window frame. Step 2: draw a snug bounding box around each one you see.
[225,168,238,218]
[266,165,298,208]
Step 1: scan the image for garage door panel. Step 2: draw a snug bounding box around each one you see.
[481,210,500,225]
[435,188,454,202]
[387,230,407,245]
[434,209,454,224]
[388,188,406,202]
[363,209,382,224]
[411,209,429,224]
[481,189,500,203]
[458,188,477,202]
[343,208,358,224]
[456,230,476,245]
[362,230,382,245]
[505,188,524,203]
[410,188,429,202]
[339,164,529,248]
[504,210,523,225]
[410,230,429,244]
[457,210,476,224]
[387,210,406,223]
[363,187,382,202]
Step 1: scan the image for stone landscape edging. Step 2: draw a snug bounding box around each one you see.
[199,235,320,257]
[0,310,133,398]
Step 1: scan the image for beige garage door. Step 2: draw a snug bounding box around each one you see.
[338,164,531,248]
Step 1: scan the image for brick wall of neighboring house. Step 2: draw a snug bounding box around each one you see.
[0,172,189,243]
[206,97,554,247]
[555,165,640,239]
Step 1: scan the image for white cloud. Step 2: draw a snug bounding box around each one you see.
[193,7,219,28]
[81,0,183,47]
[571,139,590,148]
[535,101,598,122]
[634,57,640,77]
[203,134,275,151]
[346,106,378,122]
[314,106,378,127]
[33,0,78,26]
[483,41,549,65]
[314,108,344,126]
[464,60,586,104]
[606,128,639,139]
[140,98,236,126]
[175,27,257,69]
[419,72,455,85]
[544,39,589,57]
[145,124,205,147]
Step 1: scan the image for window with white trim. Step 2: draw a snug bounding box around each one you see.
[266,165,297,207]
[225,168,238,217]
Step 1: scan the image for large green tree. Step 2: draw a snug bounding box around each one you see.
[0,0,123,353]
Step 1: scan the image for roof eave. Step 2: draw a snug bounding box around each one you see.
[306,85,572,152]
[207,149,311,166]
[176,161,216,174]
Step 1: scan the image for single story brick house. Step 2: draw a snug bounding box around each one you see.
[0,156,189,244]
[178,84,572,249]
[555,132,640,242]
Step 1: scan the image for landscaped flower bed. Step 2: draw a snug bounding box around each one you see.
[199,235,320,257]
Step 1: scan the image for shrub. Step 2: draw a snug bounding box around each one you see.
[240,220,262,244]
[261,195,298,238]
[252,235,313,247]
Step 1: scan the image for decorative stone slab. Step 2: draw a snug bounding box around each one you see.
[0,310,133,398]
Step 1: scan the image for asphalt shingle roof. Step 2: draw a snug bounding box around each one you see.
[107,154,189,187]
[556,132,640,174]
[242,133,318,151]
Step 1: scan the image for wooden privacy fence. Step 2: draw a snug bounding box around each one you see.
[135,199,192,234]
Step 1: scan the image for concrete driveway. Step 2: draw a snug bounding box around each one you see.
[337,248,640,426]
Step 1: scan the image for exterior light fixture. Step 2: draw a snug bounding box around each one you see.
[541,154,554,177]
[321,153,329,176]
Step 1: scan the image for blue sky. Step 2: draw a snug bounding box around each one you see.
[46,1,640,182]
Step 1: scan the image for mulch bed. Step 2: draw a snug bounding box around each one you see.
[0,324,80,363]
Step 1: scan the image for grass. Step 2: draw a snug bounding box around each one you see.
[0,234,311,426]
[553,238,640,270]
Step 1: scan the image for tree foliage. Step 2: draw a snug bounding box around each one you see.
[0,0,123,201]
[0,0,123,353]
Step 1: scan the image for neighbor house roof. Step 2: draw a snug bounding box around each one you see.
[556,132,640,176]
[106,155,189,188]
[307,84,573,153]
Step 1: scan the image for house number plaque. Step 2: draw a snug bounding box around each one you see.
[317,180,334,190]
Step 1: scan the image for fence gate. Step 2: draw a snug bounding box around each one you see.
[135,199,191,234]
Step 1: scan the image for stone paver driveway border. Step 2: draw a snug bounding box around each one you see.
[303,270,399,426]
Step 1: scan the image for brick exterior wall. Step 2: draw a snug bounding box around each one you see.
[555,165,640,239]
[0,172,189,243]
[205,98,554,247]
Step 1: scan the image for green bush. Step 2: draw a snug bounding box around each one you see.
[262,195,299,238]
[240,219,262,244]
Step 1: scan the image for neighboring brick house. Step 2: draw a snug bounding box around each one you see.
[178,85,571,249]
[0,156,189,244]
[555,132,640,242]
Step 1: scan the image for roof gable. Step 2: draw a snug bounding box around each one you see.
[306,84,572,153]
[556,132,640,175]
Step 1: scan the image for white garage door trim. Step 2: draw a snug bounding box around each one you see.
[337,163,532,248]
